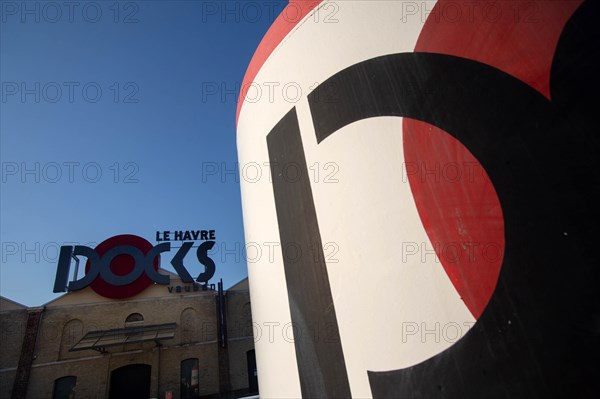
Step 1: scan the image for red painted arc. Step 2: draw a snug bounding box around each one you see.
[85,234,159,299]
[405,0,582,318]
[236,0,323,124]
[403,120,504,319]
[413,0,581,100]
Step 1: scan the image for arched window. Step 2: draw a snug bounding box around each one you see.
[181,358,199,399]
[180,308,199,344]
[58,320,83,360]
[52,376,76,399]
[125,313,144,325]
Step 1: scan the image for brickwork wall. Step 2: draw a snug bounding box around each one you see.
[0,307,28,398]
[1,284,255,399]
[225,290,255,395]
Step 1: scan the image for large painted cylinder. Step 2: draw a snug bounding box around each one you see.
[236,1,598,397]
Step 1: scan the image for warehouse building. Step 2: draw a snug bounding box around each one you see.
[0,275,257,399]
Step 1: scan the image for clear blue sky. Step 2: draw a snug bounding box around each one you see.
[1,0,288,306]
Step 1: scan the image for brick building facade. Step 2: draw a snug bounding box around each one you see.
[0,275,256,399]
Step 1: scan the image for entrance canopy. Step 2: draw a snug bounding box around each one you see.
[70,323,176,352]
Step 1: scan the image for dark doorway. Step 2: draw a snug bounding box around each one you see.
[180,358,200,399]
[247,350,258,394]
[109,364,151,399]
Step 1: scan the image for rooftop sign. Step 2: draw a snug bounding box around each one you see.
[53,233,216,299]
